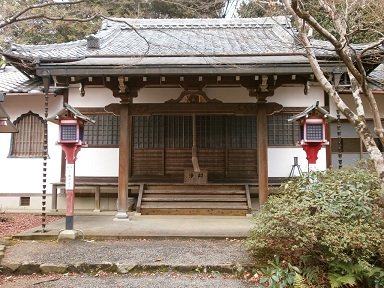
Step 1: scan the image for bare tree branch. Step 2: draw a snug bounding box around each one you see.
[0,0,89,29]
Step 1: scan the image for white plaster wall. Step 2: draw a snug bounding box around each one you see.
[0,196,52,212]
[76,148,119,176]
[272,84,325,107]
[329,93,384,119]
[135,87,184,103]
[68,85,118,107]
[204,87,253,103]
[0,94,63,196]
[268,147,327,177]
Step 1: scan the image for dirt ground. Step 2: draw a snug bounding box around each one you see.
[0,213,62,238]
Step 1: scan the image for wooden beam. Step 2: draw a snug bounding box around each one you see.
[116,103,130,219]
[257,95,269,207]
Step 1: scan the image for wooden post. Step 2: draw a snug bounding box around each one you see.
[257,95,269,207]
[51,184,58,211]
[94,186,100,212]
[116,102,129,219]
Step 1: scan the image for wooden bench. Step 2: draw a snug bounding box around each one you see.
[51,177,139,212]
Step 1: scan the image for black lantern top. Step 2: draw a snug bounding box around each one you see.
[49,102,95,144]
[288,101,336,145]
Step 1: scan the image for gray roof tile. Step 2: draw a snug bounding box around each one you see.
[0,65,42,93]
[3,17,298,61]
[368,64,384,90]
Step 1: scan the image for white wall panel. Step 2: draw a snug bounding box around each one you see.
[268,147,327,177]
[75,148,119,176]
[272,85,324,107]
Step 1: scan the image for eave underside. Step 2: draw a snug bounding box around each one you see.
[35,55,345,77]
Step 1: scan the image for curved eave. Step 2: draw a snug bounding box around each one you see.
[35,55,345,77]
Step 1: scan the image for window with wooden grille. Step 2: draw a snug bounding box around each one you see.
[9,111,45,158]
[20,197,31,206]
[227,115,256,148]
[133,115,258,149]
[83,114,120,147]
[133,115,164,148]
[331,138,383,153]
[196,115,226,148]
[267,114,299,146]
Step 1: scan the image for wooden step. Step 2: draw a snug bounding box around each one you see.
[141,208,248,216]
[137,184,252,216]
[142,197,246,202]
[141,202,248,209]
[143,190,246,195]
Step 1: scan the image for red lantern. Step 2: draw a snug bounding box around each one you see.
[289,102,335,166]
[49,103,95,235]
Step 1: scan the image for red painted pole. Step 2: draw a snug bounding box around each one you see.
[61,144,81,230]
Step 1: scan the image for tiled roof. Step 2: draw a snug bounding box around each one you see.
[368,64,384,91]
[0,65,65,94]
[0,65,42,93]
[2,17,300,61]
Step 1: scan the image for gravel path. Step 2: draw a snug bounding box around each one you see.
[2,238,253,265]
[1,272,261,288]
[1,239,264,287]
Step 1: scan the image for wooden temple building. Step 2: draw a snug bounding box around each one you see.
[0,17,382,217]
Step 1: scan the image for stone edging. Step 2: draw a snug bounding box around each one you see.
[0,237,11,261]
[1,261,256,276]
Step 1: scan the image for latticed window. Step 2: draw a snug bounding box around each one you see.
[267,114,299,146]
[227,115,256,148]
[196,115,226,148]
[133,115,164,148]
[165,116,192,148]
[9,111,45,157]
[84,114,120,147]
[133,115,258,149]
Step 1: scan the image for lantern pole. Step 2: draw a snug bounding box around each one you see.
[61,144,82,232]
[49,103,95,240]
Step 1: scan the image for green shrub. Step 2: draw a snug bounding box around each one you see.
[328,260,384,288]
[246,165,384,286]
[258,255,302,288]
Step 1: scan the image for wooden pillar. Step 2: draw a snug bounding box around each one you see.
[116,102,129,219]
[257,95,269,207]
[94,186,100,212]
[51,184,58,211]
[104,77,139,219]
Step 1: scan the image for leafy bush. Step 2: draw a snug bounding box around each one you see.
[259,255,302,288]
[246,165,384,286]
[328,260,384,288]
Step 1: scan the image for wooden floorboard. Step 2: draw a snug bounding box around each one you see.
[143,190,246,194]
[142,197,246,202]
[140,208,248,216]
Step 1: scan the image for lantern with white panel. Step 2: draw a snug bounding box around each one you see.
[49,102,95,239]
[289,102,336,172]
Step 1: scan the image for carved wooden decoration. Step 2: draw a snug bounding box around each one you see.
[165,88,222,104]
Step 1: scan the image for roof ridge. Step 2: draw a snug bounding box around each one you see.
[87,24,122,49]
[107,16,291,30]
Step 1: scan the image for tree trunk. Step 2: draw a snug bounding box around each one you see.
[284,0,384,194]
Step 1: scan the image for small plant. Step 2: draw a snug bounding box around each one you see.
[293,274,310,288]
[328,261,384,288]
[259,255,301,288]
